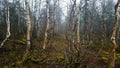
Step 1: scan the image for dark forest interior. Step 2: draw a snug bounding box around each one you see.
[0,0,120,68]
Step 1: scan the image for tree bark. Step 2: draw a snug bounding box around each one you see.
[110,0,120,68]
[0,6,10,48]
[77,13,80,43]
[25,0,31,55]
[37,0,41,39]
[43,0,50,49]
[53,0,58,34]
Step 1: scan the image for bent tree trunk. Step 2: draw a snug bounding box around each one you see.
[110,0,120,68]
[0,6,10,48]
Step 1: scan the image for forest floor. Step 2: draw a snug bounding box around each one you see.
[0,35,120,68]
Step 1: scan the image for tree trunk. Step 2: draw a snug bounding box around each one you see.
[77,13,80,43]
[0,6,10,48]
[43,0,50,49]
[25,0,31,56]
[117,27,120,38]
[110,0,120,68]
[37,0,41,39]
[37,20,41,39]
[53,0,58,34]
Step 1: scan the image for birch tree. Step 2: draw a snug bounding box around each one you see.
[83,0,89,41]
[53,0,58,34]
[43,0,50,49]
[24,0,31,56]
[110,0,120,68]
[37,0,42,39]
[0,3,10,48]
[77,12,80,43]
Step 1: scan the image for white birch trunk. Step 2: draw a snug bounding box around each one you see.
[110,0,120,68]
[43,0,50,49]
[77,13,80,43]
[0,6,11,48]
[25,0,31,54]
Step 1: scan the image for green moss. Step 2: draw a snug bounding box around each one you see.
[101,56,108,62]
[8,52,16,58]
[3,66,9,68]
[103,51,109,55]
[32,49,38,53]
[116,53,120,59]
[56,53,65,64]
[15,38,26,45]
[29,56,41,63]
[57,56,64,62]
[22,54,28,61]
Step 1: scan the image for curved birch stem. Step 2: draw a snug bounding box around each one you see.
[110,0,120,68]
[0,6,11,48]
